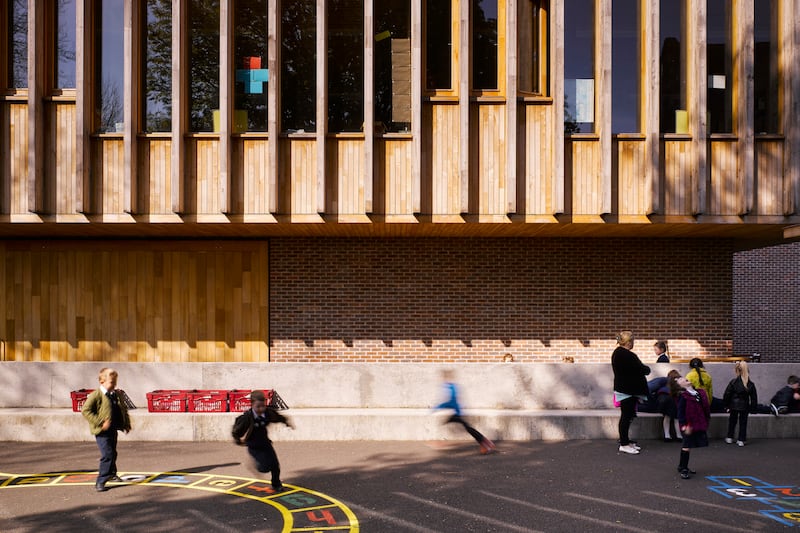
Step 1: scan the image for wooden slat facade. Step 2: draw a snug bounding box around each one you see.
[0,0,798,234]
[0,241,269,363]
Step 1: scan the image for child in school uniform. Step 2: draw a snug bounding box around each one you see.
[81,367,132,492]
[676,375,710,479]
[722,361,758,446]
[232,390,294,492]
[769,375,800,416]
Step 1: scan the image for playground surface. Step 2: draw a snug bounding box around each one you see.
[1,438,799,532]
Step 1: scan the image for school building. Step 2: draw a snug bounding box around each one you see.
[1,0,799,370]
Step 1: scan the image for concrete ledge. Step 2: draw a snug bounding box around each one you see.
[3,362,798,411]
[1,408,797,442]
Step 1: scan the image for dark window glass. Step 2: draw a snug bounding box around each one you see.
[519,0,548,96]
[281,0,316,132]
[564,0,594,133]
[234,0,268,132]
[143,0,172,132]
[375,0,411,133]
[659,0,685,133]
[55,0,77,89]
[328,0,363,132]
[754,0,779,134]
[612,0,640,133]
[473,0,498,90]
[95,0,124,133]
[707,0,732,134]
[8,0,28,88]
[188,0,219,132]
[426,0,452,90]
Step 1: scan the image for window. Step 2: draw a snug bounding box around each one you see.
[188,0,219,132]
[281,0,316,132]
[707,0,732,134]
[473,0,498,91]
[8,0,27,88]
[753,0,779,134]
[94,0,124,133]
[659,0,686,134]
[425,0,452,90]
[564,0,594,133]
[55,0,77,89]
[374,0,411,133]
[142,0,172,132]
[612,0,640,133]
[519,0,549,96]
[234,0,268,132]
[328,0,363,132]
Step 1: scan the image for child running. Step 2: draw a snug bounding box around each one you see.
[232,390,294,492]
[434,369,496,454]
[676,375,710,479]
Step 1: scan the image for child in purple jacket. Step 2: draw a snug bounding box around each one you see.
[676,375,711,479]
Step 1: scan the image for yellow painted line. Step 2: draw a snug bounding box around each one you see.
[289,503,339,513]
[733,479,752,487]
[0,471,359,533]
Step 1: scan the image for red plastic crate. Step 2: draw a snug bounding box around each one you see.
[187,390,229,412]
[146,390,188,412]
[229,389,275,412]
[70,389,94,412]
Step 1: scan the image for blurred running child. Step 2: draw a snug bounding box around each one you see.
[722,361,758,446]
[676,375,710,479]
[81,367,132,492]
[232,390,294,491]
[434,369,496,454]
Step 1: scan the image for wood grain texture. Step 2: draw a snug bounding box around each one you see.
[0,2,797,232]
[0,241,269,362]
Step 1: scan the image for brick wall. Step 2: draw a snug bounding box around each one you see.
[269,238,734,363]
[733,240,800,362]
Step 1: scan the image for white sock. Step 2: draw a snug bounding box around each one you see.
[662,417,671,438]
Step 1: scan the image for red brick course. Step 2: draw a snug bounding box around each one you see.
[733,240,800,362]
[269,238,737,362]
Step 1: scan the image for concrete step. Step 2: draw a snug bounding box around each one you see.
[1,408,798,442]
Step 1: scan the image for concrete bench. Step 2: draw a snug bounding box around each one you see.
[1,361,797,442]
[0,407,797,442]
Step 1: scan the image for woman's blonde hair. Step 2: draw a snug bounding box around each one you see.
[735,360,750,386]
[616,331,634,347]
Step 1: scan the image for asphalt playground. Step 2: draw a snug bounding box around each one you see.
[1,437,799,532]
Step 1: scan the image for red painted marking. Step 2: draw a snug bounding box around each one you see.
[62,474,97,483]
[775,488,800,497]
[306,509,337,525]
[245,483,277,494]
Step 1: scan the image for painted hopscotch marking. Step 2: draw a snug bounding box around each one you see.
[0,471,359,532]
[707,475,800,528]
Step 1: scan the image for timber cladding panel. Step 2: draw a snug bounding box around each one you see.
[0,241,268,362]
[138,137,173,215]
[50,103,78,215]
[269,237,736,363]
[3,103,29,215]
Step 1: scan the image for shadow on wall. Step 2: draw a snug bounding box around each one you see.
[269,237,735,359]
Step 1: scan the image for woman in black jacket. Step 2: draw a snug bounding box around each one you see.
[612,330,651,454]
[723,361,758,447]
